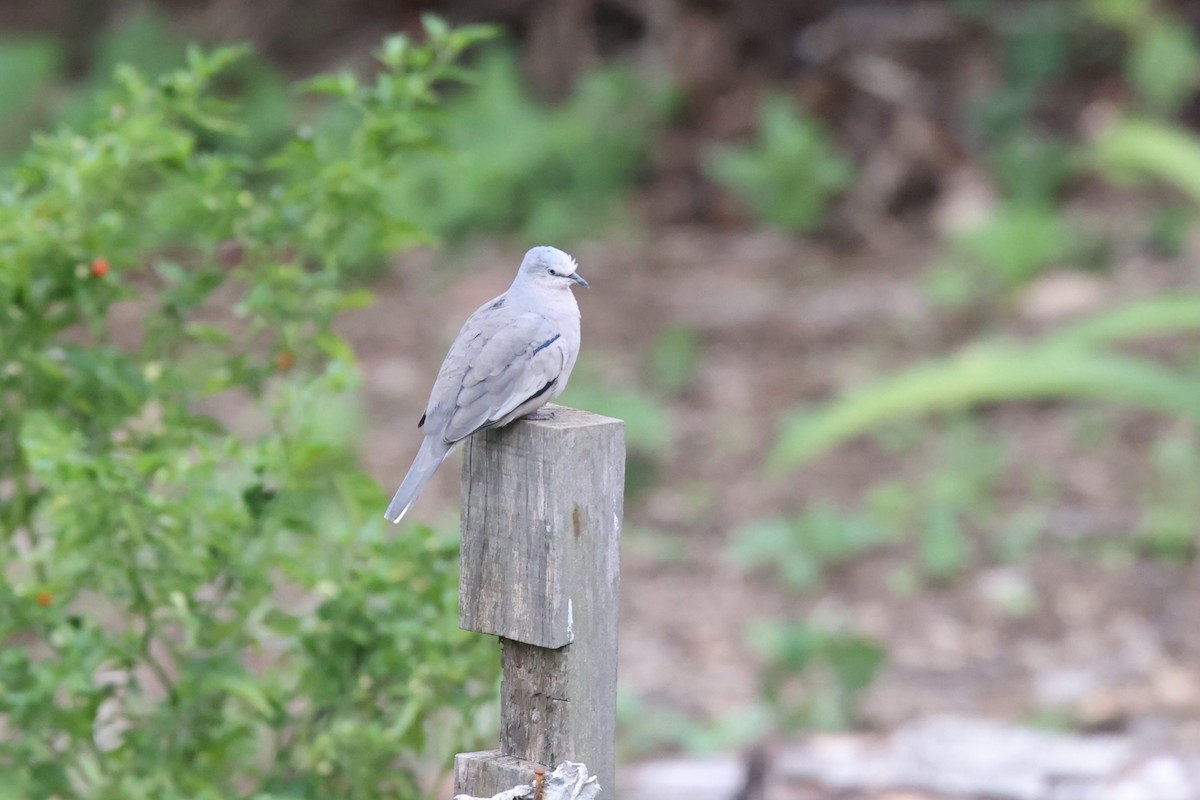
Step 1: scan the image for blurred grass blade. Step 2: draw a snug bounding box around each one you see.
[1092,117,1200,203]
[768,344,1200,471]
[1045,293,1200,349]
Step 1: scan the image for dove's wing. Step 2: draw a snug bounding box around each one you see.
[431,306,577,443]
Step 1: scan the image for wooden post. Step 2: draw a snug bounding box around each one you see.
[454,404,624,796]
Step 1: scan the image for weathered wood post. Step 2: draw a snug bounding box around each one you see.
[454,404,624,796]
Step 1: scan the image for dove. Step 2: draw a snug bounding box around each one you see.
[384,246,588,524]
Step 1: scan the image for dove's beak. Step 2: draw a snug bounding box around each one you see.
[569,272,590,288]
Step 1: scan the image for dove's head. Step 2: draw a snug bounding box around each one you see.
[516,246,589,291]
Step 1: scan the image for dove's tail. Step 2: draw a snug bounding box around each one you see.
[385,437,452,524]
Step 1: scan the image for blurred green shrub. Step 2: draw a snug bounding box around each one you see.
[943,2,1096,304]
[0,37,61,157]
[1093,117,1200,204]
[0,10,293,170]
[0,21,501,799]
[616,690,771,756]
[963,1,1077,144]
[944,0,1200,304]
[748,620,885,732]
[738,423,1006,587]
[730,502,898,591]
[386,47,670,243]
[1137,428,1200,559]
[1126,20,1200,116]
[1090,0,1200,117]
[0,26,667,247]
[618,615,886,750]
[558,368,673,501]
[949,202,1081,289]
[704,93,854,232]
[988,133,1078,208]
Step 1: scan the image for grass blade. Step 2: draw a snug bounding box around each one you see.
[768,344,1200,470]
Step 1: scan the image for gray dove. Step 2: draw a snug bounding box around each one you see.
[384,246,588,523]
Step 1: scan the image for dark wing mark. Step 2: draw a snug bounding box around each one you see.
[513,377,556,413]
[481,377,559,430]
[418,412,426,428]
[532,333,561,356]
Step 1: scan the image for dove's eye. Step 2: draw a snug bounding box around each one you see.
[548,268,559,276]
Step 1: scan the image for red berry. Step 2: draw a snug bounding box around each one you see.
[276,351,296,371]
[36,591,52,607]
[91,258,109,278]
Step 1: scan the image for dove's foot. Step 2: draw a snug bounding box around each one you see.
[523,409,556,421]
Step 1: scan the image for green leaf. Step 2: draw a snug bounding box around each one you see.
[1128,20,1200,115]
[18,411,88,483]
[952,203,1076,286]
[1092,117,1200,203]
[823,635,886,694]
[314,332,357,364]
[421,14,451,43]
[298,72,359,98]
[335,289,376,310]
[1045,294,1200,348]
[704,94,854,231]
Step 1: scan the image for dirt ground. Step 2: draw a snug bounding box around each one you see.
[337,219,1200,761]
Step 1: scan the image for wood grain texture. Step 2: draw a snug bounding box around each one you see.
[457,404,624,796]
[454,751,538,798]
[459,404,623,648]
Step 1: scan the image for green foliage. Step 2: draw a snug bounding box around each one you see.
[1090,0,1200,116]
[912,425,1006,580]
[730,501,899,591]
[945,2,1093,302]
[1147,206,1192,257]
[932,144,1089,306]
[1092,117,1200,203]
[618,615,887,749]
[748,620,885,732]
[386,47,669,243]
[949,202,1081,289]
[989,133,1078,208]
[89,9,189,86]
[704,94,854,231]
[558,371,673,501]
[740,424,1006,586]
[0,37,61,156]
[0,23,501,799]
[1079,1,1200,270]
[1127,20,1200,115]
[770,295,1200,470]
[616,690,770,756]
[559,378,672,454]
[963,1,1076,144]
[645,325,702,396]
[1137,428,1200,559]
[0,10,292,169]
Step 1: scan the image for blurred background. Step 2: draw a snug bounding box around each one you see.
[3,0,1200,798]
